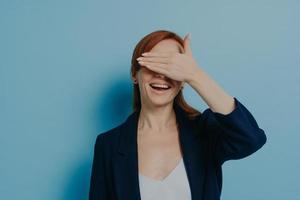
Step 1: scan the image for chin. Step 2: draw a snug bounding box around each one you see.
[141,86,179,108]
[148,96,175,108]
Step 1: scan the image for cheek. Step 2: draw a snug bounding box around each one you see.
[137,78,150,93]
[173,81,182,90]
[138,70,152,82]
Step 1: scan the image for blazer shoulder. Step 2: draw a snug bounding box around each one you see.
[93,115,130,154]
[95,123,123,147]
[187,109,210,136]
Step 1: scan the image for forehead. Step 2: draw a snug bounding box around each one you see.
[150,39,183,53]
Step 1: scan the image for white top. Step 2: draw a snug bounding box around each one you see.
[138,158,192,200]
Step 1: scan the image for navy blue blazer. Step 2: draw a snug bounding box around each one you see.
[89,97,267,200]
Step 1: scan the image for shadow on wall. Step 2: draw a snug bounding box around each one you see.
[62,75,133,200]
[62,161,91,200]
[96,77,133,132]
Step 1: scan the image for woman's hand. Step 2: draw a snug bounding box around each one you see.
[136,33,201,83]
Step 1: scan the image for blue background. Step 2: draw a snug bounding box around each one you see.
[1,0,299,199]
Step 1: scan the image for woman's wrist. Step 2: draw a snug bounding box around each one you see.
[186,67,205,87]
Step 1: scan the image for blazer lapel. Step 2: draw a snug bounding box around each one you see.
[112,110,141,200]
[112,106,206,200]
[175,106,207,200]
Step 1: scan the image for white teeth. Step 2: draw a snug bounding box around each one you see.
[150,83,170,88]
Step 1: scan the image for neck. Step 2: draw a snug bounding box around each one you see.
[138,102,177,133]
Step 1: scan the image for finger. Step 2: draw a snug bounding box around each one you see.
[141,51,171,58]
[139,62,169,75]
[137,56,169,64]
[144,65,169,76]
[183,33,193,56]
[138,61,168,69]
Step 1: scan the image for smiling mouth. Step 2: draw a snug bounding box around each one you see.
[149,83,171,92]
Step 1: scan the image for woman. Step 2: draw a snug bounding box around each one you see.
[89,30,267,200]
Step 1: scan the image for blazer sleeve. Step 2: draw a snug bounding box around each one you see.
[202,97,267,165]
[89,134,111,200]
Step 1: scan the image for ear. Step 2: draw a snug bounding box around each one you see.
[131,76,138,84]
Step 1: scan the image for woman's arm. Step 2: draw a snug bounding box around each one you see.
[187,68,236,115]
[187,68,266,165]
[201,97,267,165]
